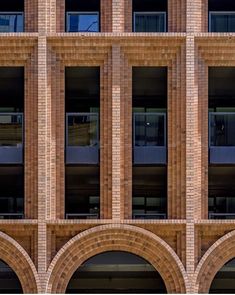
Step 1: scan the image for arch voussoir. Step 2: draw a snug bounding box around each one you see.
[46,224,187,293]
[0,231,40,293]
[195,230,235,293]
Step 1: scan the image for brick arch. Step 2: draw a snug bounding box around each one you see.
[46,224,187,293]
[195,230,235,293]
[0,231,39,293]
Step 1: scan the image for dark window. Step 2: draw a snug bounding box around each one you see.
[0,166,24,218]
[210,258,235,293]
[0,260,23,293]
[209,0,235,32]
[65,166,99,219]
[132,167,167,219]
[133,0,167,32]
[209,166,235,219]
[66,251,167,293]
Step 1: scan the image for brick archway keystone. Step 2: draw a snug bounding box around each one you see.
[195,230,235,293]
[46,224,188,293]
[0,231,40,293]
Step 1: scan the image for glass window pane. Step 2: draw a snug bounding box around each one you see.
[210,113,235,146]
[67,114,98,147]
[0,14,23,32]
[135,13,165,32]
[0,114,23,147]
[211,14,228,32]
[228,14,235,32]
[68,13,99,32]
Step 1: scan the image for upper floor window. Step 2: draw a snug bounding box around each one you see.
[66,0,100,32]
[133,0,167,32]
[209,0,235,32]
[0,1,24,32]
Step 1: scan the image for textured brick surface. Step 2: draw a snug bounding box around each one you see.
[0,1,234,293]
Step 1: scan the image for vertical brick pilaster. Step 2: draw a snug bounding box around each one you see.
[198,53,208,219]
[25,0,38,32]
[121,54,132,218]
[25,46,38,219]
[112,45,122,220]
[112,0,124,32]
[168,45,186,219]
[185,34,201,291]
[37,35,48,292]
[56,0,65,33]
[168,0,186,32]
[187,0,207,33]
[124,0,132,32]
[100,53,112,219]
[101,0,112,32]
[186,36,201,220]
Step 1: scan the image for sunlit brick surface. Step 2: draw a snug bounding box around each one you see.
[0,0,235,293]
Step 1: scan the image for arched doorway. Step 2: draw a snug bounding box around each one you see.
[210,258,235,293]
[0,259,22,293]
[66,251,167,293]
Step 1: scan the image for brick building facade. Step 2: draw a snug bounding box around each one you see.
[0,0,235,293]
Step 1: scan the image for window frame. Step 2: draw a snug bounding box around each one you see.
[133,11,167,32]
[0,12,24,32]
[209,11,235,32]
[66,11,100,32]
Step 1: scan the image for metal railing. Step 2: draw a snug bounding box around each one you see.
[209,213,235,219]
[133,112,166,147]
[66,213,99,219]
[0,12,24,32]
[66,12,99,32]
[66,113,99,147]
[0,213,24,219]
[209,112,235,147]
[133,213,167,219]
[0,113,23,147]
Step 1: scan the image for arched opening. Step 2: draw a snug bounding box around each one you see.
[66,251,167,293]
[0,259,22,293]
[210,258,235,293]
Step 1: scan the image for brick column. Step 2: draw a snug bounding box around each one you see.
[37,0,50,291]
[25,46,38,219]
[168,0,186,32]
[185,34,201,293]
[187,0,207,33]
[112,0,125,32]
[112,45,122,220]
[25,0,38,32]
[100,53,113,219]
[121,54,132,218]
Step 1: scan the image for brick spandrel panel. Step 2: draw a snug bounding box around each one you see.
[0,1,235,294]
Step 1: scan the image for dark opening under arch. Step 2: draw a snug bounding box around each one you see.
[0,259,22,293]
[210,258,235,293]
[66,251,167,293]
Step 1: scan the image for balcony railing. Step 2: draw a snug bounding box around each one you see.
[0,113,23,163]
[66,12,99,32]
[0,13,24,32]
[209,11,235,32]
[65,213,99,219]
[0,213,24,219]
[209,213,235,219]
[133,213,167,219]
[209,112,235,163]
[133,112,166,164]
[134,12,166,32]
[66,113,99,164]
